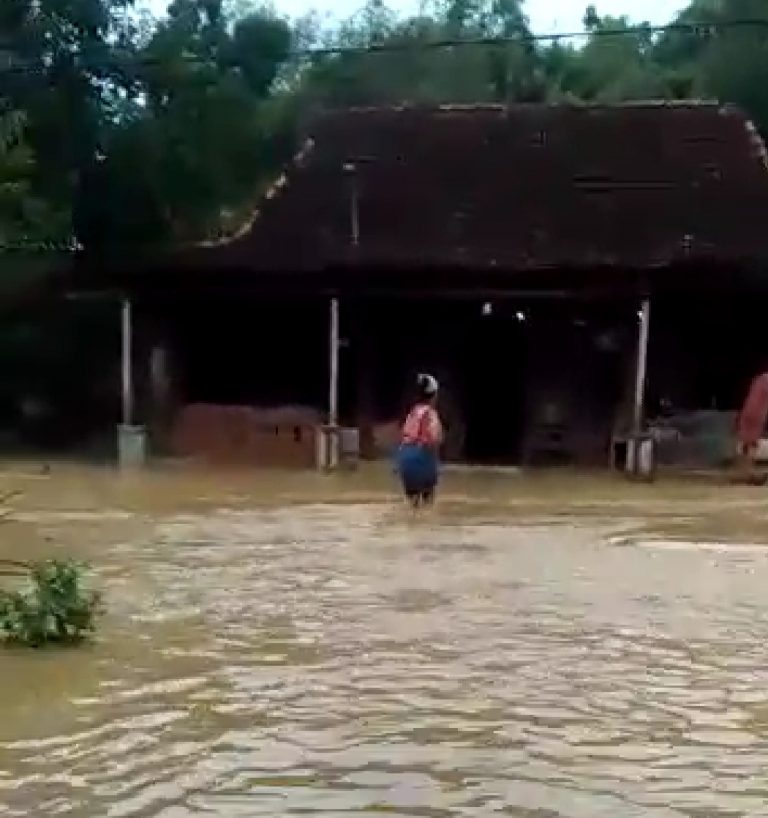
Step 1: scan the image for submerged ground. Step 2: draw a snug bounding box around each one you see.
[2,464,768,817]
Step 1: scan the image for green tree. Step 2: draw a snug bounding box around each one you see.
[0,105,70,299]
[1,0,138,249]
[695,0,768,130]
[299,0,542,107]
[0,108,38,246]
[74,0,294,253]
[543,6,670,102]
[651,0,768,129]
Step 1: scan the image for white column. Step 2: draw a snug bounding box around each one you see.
[633,297,651,437]
[328,297,340,468]
[118,296,147,468]
[121,297,133,428]
[329,297,340,427]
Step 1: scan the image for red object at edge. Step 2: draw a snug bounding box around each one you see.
[737,372,768,447]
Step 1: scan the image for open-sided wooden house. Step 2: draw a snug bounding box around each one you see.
[83,102,768,466]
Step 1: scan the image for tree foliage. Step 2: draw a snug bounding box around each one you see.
[2,0,294,253]
[299,0,543,106]
[0,559,102,647]
[76,0,295,253]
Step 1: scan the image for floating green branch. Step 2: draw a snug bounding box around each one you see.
[0,559,102,647]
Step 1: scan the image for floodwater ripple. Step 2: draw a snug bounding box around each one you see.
[2,501,768,816]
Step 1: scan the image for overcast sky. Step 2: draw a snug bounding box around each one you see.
[149,0,688,33]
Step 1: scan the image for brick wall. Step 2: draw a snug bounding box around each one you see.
[170,404,319,468]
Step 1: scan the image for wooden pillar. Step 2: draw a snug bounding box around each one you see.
[149,344,172,451]
[343,161,360,247]
[355,305,376,459]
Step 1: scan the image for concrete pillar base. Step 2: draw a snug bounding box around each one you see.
[118,424,147,468]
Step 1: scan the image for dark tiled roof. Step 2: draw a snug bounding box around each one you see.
[193,102,768,272]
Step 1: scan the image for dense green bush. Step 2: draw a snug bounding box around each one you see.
[0,559,102,647]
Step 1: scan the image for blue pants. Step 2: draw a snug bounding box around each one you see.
[396,443,439,500]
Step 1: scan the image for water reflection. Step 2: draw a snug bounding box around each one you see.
[0,468,768,816]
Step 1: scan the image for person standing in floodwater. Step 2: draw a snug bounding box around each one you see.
[396,374,443,508]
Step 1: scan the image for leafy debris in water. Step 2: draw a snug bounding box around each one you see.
[0,559,102,647]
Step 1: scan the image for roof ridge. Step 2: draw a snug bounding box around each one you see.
[742,116,768,171]
[319,99,723,116]
[197,138,316,249]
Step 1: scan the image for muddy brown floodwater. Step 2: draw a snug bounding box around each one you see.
[4,464,768,816]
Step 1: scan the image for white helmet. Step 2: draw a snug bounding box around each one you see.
[417,373,439,396]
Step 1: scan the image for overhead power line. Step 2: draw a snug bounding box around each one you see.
[1,17,768,74]
[300,17,768,57]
